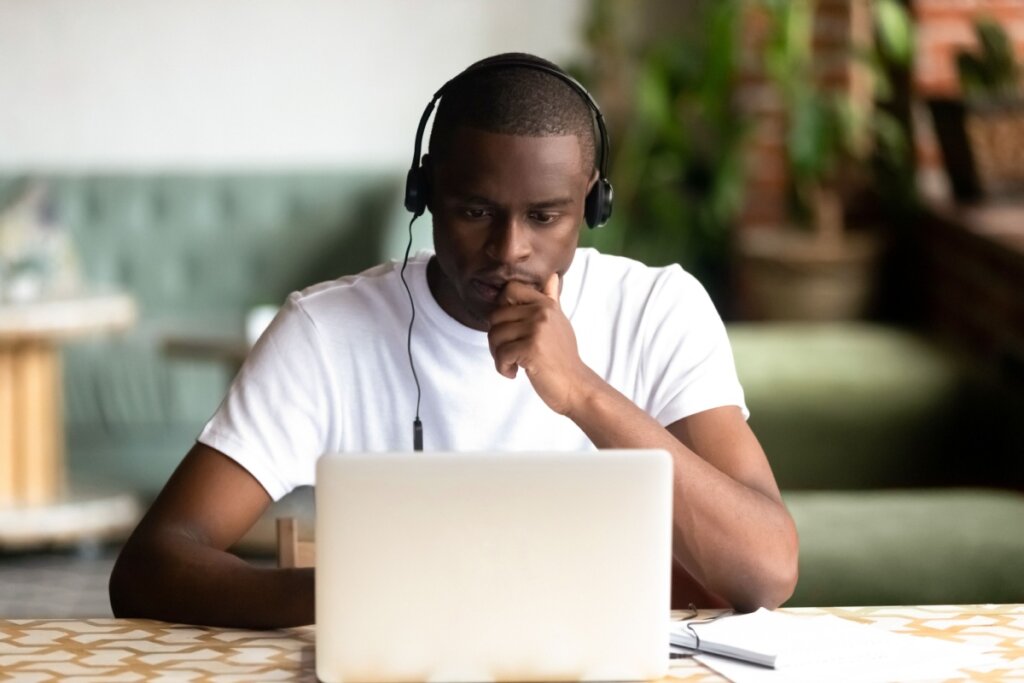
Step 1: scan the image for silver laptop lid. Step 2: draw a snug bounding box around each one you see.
[315,450,673,683]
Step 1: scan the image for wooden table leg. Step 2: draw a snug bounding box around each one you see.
[0,342,63,506]
[0,348,16,504]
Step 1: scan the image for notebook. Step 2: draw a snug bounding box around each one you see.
[669,607,996,681]
[315,450,673,683]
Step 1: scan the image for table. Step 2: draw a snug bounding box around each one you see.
[161,332,250,378]
[0,292,142,549]
[160,303,275,378]
[922,200,1024,378]
[931,200,1024,254]
[0,292,136,506]
[1,605,1021,681]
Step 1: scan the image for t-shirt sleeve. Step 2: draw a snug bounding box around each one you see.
[640,265,748,426]
[197,292,334,500]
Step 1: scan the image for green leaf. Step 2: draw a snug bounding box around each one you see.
[873,0,914,65]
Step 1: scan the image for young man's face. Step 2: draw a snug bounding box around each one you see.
[428,127,594,331]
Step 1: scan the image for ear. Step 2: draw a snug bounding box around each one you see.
[585,167,599,193]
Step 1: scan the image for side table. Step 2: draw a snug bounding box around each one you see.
[0,292,142,548]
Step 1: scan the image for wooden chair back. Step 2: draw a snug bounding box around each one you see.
[276,517,315,568]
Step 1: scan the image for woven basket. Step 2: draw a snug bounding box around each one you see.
[965,101,1024,196]
[929,97,1024,201]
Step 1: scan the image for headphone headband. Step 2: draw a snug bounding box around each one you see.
[405,55,614,228]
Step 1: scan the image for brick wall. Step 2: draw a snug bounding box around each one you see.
[915,0,1024,97]
[737,0,865,229]
[737,0,1024,225]
[736,3,786,228]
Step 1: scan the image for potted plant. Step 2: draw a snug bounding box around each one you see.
[929,17,1024,202]
[571,0,748,311]
[734,0,914,320]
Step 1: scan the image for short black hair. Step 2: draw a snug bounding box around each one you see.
[427,53,597,174]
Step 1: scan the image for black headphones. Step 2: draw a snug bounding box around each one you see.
[404,55,614,229]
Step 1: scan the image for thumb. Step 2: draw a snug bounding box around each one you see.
[543,272,560,307]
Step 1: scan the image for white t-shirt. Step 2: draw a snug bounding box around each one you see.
[198,248,747,501]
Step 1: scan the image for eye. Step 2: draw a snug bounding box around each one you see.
[529,211,560,225]
[462,207,491,220]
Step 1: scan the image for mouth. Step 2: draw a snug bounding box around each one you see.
[470,278,504,303]
[470,276,541,304]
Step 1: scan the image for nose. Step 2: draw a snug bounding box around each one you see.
[484,214,531,265]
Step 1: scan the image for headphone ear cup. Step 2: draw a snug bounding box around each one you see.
[584,178,614,229]
[404,166,428,216]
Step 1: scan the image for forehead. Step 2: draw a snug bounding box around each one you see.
[434,128,588,200]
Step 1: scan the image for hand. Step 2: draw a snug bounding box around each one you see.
[486,273,597,415]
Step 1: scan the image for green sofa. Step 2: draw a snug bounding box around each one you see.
[730,323,1024,606]
[4,174,1021,606]
[1,173,408,494]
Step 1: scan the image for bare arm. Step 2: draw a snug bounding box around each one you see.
[568,386,798,611]
[109,442,314,628]
[489,277,798,611]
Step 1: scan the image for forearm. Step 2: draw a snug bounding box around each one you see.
[567,370,798,611]
[110,534,314,628]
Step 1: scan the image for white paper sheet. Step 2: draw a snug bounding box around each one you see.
[673,609,996,682]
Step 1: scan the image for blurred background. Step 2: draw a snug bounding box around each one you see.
[0,0,1021,615]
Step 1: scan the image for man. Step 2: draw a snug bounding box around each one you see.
[109,53,798,628]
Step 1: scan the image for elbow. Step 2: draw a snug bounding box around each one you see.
[733,516,800,612]
[754,544,799,611]
[730,569,797,613]
[108,552,135,618]
[109,584,133,619]
[108,542,151,618]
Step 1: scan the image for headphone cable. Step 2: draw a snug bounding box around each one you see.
[399,214,424,451]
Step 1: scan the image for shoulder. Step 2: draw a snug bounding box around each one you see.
[284,252,429,324]
[572,248,707,307]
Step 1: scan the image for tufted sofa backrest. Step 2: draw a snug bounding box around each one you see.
[0,173,402,320]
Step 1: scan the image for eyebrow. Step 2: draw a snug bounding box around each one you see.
[448,193,576,209]
[529,197,575,209]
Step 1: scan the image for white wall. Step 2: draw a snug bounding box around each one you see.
[0,0,587,170]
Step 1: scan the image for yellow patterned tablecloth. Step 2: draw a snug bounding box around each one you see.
[0,605,1021,681]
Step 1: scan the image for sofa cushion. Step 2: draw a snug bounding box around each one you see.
[784,488,1024,606]
[729,323,1014,489]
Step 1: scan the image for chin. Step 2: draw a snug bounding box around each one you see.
[456,296,493,326]
[466,303,495,325]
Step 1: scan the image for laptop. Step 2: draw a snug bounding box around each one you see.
[315,449,673,683]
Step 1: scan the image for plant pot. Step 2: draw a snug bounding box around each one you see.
[734,228,884,321]
[928,97,1024,202]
